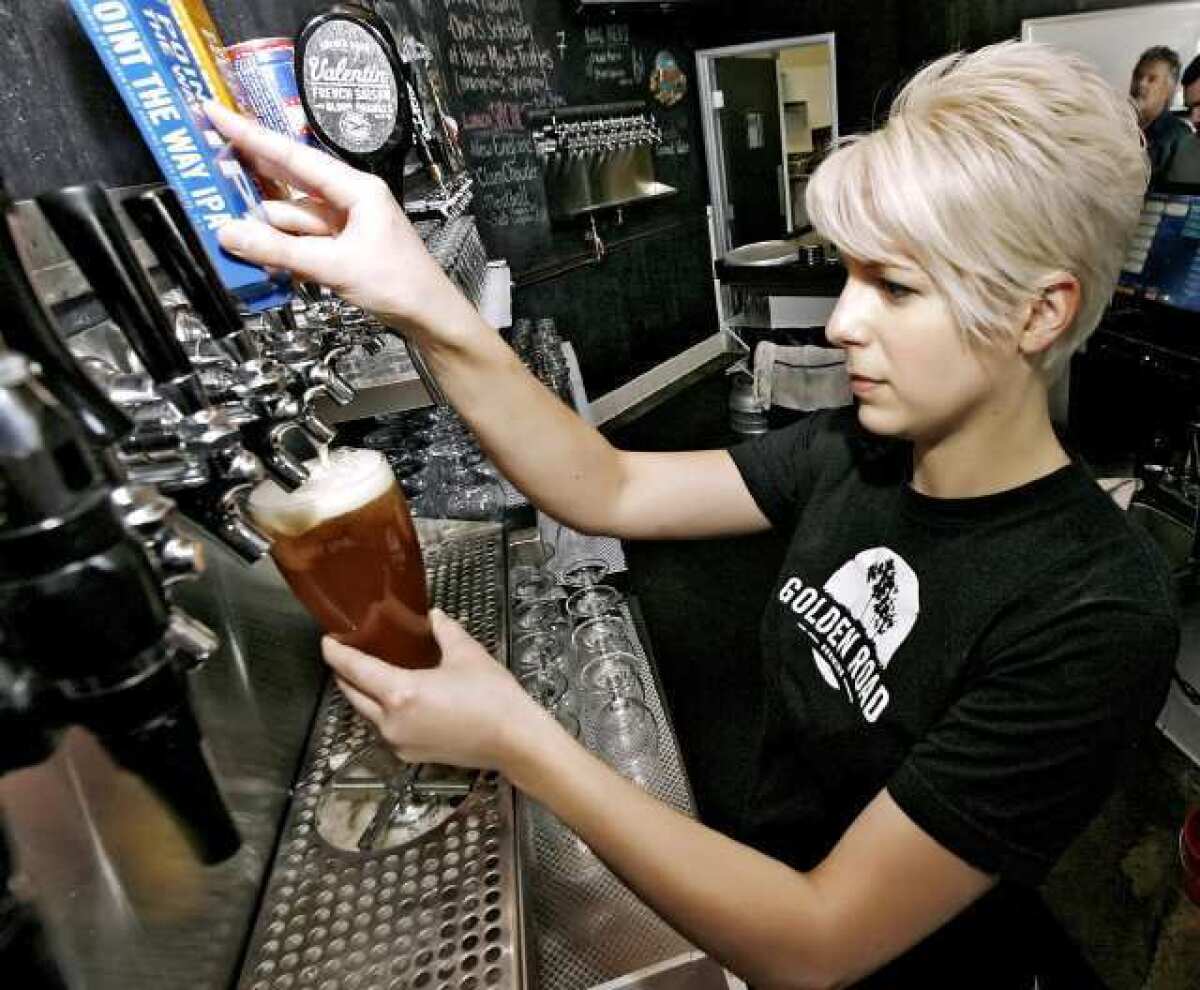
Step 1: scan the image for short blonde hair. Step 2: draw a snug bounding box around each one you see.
[807,41,1149,379]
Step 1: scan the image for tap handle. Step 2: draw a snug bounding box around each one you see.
[311,347,356,405]
[93,680,242,864]
[239,419,311,491]
[124,188,245,342]
[218,483,273,562]
[0,187,132,448]
[298,387,338,445]
[37,184,205,414]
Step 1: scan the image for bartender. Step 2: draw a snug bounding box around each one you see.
[208,40,1177,989]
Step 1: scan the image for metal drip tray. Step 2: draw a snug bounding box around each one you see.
[238,520,523,990]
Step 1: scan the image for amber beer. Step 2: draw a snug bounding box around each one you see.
[248,448,439,668]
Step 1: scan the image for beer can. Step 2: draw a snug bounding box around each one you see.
[226,37,315,147]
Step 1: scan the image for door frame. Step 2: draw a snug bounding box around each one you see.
[695,33,839,262]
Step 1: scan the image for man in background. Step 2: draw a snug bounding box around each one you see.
[1183,52,1200,127]
[1130,45,1191,186]
[1165,53,1200,185]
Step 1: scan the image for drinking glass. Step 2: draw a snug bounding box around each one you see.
[512,599,566,635]
[554,708,581,741]
[443,464,505,522]
[519,666,569,711]
[247,448,438,669]
[571,615,634,662]
[565,584,623,623]
[560,557,610,589]
[592,695,659,784]
[248,448,443,838]
[512,630,570,678]
[510,566,557,604]
[578,651,643,732]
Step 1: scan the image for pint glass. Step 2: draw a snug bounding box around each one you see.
[248,448,439,668]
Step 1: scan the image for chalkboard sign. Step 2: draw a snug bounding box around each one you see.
[396,0,706,272]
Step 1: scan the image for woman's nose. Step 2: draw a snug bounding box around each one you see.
[825,287,867,347]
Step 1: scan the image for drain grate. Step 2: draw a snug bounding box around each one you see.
[238,521,521,990]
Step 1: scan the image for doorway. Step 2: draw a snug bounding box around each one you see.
[696,34,839,260]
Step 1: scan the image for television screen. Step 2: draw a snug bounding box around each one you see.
[1118,191,1200,313]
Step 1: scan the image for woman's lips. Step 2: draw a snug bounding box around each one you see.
[849,374,882,396]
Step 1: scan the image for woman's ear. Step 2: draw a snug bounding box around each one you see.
[1019,272,1081,356]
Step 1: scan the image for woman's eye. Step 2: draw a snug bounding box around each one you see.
[879,278,914,300]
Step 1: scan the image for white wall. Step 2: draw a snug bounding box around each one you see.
[1024,2,1200,108]
[779,44,832,155]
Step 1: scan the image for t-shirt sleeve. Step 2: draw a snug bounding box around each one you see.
[726,412,826,530]
[887,586,1177,885]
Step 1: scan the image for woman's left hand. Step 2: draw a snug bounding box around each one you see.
[322,608,547,771]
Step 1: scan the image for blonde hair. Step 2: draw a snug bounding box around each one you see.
[807,41,1149,379]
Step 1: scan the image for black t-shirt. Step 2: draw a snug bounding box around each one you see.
[727,407,1178,987]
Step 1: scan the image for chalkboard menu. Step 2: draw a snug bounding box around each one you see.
[375,0,705,272]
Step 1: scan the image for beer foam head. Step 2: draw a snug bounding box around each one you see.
[248,447,393,537]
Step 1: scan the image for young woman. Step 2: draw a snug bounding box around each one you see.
[208,41,1178,989]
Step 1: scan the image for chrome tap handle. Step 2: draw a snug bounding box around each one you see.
[216,483,273,563]
[37,184,207,416]
[170,481,272,564]
[298,387,339,445]
[239,419,311,491]
[309,347,356,406]
[165,607,221,668]
[0,186,132,448]
[124,188,246,347]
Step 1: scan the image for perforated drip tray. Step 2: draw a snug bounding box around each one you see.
[505,532,701,989]
[238,521,524,990]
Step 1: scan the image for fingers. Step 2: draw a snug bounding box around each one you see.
[218,217,334,282]
[429,608,480,657]
[261,198,342,237]
[336,676,383,724]
[205,101,367,211]
[322,636,413,705]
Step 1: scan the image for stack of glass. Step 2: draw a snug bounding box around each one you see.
[360,406,505,522]
[509,542,661,786]
[511,316,572,404]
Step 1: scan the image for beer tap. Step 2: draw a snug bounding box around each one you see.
[0,352,239,864]
[0,186,207,583]
[37,183,270,561]
[122,187,259,367]
[124,187,344,489]
[0,182,131,452]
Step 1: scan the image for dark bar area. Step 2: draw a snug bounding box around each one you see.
[1,2,1200,989]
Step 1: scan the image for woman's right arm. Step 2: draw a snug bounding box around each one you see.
[207,102,770,541]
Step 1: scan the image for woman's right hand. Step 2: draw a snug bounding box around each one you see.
[204,101,470,338]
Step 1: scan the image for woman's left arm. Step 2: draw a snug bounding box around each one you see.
[325,612,995,990]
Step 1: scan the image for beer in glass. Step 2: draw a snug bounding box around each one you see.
[248,448,439,668]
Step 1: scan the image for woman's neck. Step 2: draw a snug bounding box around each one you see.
[910,385,1069,499]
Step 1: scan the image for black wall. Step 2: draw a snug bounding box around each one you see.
[0,1,1179,398]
